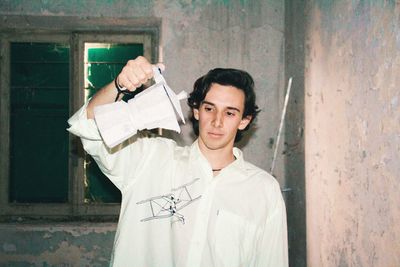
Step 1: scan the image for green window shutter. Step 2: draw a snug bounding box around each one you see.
[9,42,70,203]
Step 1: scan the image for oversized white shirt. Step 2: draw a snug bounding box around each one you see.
[68,103,288,267]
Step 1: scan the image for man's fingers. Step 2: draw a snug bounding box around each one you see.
[142,63,154,80]
[132,66,149,85]
[116,57,166,91]
[119,65,144,90]
[133,56,153,80]
[117,73,136,91]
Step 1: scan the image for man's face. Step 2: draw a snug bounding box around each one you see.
[193,83,251,153]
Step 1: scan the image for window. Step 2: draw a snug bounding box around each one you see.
[10,41,70,204]
[0,17,159,220]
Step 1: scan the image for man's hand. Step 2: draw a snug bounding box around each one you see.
[86,56,164,119]
[117,56,165,91]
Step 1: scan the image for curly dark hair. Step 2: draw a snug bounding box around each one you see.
[187,68,260,143]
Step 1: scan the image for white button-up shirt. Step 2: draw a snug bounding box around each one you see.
[68,104,288,267]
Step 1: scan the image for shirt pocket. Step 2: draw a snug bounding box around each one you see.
[213,209,259,267]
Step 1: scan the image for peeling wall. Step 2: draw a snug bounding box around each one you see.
[0,223,116,266]
[305,1,400,266]
[0,0,286,266]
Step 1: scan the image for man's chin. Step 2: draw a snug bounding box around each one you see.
[202,140,229,151]
[198,135,235,152]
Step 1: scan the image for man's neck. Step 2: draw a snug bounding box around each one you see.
[197,141,236,171]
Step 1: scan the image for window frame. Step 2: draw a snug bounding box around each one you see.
[0,15,160,220]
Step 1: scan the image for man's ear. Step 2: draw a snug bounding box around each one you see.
[193,108,200,120]
[238,115,252,130]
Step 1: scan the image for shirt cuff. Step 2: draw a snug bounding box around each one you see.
[67,101,102,141]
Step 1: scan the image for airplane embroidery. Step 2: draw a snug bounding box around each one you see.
[137,178,201,224]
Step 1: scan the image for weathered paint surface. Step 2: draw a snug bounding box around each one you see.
[0,223,116,266]
[0,0,286,266]
[284,0,307,265]
[305,1,400,266]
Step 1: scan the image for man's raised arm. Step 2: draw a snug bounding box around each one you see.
[86,56,163,119]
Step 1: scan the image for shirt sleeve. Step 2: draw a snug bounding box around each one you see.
[67,101,102,141]
[256,181,289,267]
[67,102,166,192]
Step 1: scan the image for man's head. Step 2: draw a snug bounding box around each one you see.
[188,68,259,145]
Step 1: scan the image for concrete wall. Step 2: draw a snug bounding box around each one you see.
[0,223,116,266]
[0,1,286,266]
[305,1,400,266]
[284,0,307,265]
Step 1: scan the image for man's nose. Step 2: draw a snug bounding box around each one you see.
[212,112,223,128]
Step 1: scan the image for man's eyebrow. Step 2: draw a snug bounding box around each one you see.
[201,100,241,112]
[201,100,215,106]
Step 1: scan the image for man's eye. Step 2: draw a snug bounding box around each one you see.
[204,107,213,112]
[226,111,236,116]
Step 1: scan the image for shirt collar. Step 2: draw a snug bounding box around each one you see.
[189,139,211,175]
[232,147,245,170]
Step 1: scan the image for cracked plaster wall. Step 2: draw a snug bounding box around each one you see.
[305,1,400,266]
[0,223,116,266]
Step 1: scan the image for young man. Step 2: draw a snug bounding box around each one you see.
[68,56,288,266]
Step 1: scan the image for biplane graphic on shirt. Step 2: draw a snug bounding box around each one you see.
[137,178,201,224]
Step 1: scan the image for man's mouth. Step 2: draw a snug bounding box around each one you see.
[208,132,224,138]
